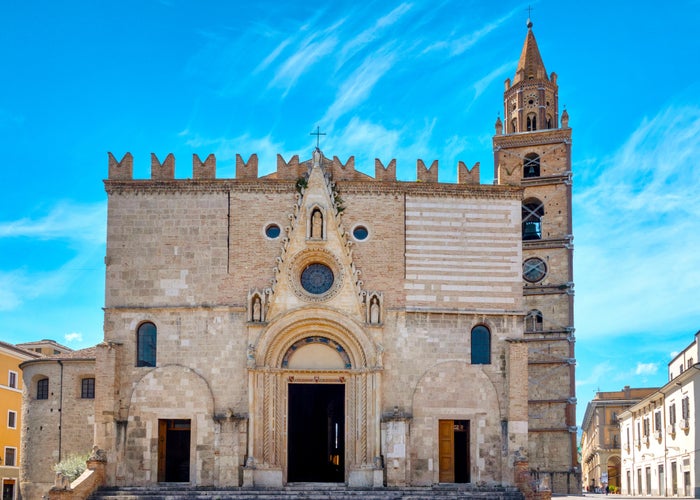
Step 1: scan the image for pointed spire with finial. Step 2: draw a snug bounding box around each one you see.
[513,15,548,85]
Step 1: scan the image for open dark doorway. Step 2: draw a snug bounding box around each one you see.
[439,419,470,483]
[2,480,15,500]
[288,383,344,482]
[157,419,191,482]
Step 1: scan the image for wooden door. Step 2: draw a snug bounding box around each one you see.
[157,420,167,482]
[438,420,454,483]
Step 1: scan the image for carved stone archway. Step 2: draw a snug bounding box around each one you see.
[245,308,382,488]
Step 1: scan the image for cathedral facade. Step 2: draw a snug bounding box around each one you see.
[21,22,578,497]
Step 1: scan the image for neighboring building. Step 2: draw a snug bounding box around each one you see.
[18,348,96,500]
[619,330,700,497]
[20,20,579,497]
[580,386,658,492]
[16,340,72,358]
[0,342,39,500]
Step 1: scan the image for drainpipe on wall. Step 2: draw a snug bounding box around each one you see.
[58,359,64,462]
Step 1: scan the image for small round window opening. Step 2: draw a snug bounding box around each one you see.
[352,225,369,241]
[265,224,281,239]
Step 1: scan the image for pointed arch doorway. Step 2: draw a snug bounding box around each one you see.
[287,383,345,482]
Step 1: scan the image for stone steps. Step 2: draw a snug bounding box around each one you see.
[89,483,524,499]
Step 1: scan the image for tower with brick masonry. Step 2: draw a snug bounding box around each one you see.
[493,18,577,492]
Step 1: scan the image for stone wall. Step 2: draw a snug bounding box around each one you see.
[20,358,95,500]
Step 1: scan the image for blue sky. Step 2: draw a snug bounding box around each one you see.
[1,0,699,425]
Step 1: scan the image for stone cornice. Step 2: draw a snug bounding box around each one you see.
[104,179,296,195]
[522,173,572,187]
[523,237,574,250]
[105,179,523,200]
[493,129,572,148]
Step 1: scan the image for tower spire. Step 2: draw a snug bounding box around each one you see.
[501,21,559,134]
[513,22,548,85]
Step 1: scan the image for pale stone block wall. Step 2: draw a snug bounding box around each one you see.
[20,359,95,500]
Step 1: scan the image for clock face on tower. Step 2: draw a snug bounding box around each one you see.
[523,257,547,283]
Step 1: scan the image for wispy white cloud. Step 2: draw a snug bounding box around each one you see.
[326,116,445,180]
[268,18,346,97]
[65,332,83,343]
[0,202,106,311]
[337,2,413,68]
[575,105,700,339]
[182,131,285,177]
[473,62,512,100]
[422,8,518,56]
[0,201,106,243]
[321,48,398,126]
[255,37,293,73]
[576,360,615,387]
[635,362,659,376]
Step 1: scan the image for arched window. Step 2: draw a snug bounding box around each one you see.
[527,113,537,131]
[137,322,157,367]
[471,326,491,364]
[511,119,517,133]
[546,115,553,129]
[523,153,540,177]
[37,378,49,400]
[525,310,544,332]
[522,199,544,240]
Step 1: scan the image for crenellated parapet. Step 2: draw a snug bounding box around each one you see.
[194,153,216,179]
[108,152,133,180]
[458,161,480,184]
[374,159,396,181]
[236,154,258,179]
[151,153,175,180]
[417,159,438,182]
[106,152,482,185]
[275,154,303,180]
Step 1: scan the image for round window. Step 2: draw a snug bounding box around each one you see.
[352,225,369,241]
[300,263,334,295]
[265,224,281,239]
[523,257,547,283]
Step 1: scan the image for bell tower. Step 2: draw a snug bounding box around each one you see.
[493,19,578,493]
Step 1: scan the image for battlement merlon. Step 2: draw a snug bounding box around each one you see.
[105,152,482,185]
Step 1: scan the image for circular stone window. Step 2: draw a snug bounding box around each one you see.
[352,225,369,241]
[523,257,547,283]
[300,263,334,295]
[265,224,281,239]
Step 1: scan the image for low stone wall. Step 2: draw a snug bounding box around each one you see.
[48,449,106,500]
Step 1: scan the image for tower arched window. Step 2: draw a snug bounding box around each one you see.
[522,198,544,240]
[525,309,544,332]
[511,119,517,133]
[471,325,491,364]
[547,115,553,129]
[137,322,157,367]
[527,113,537,131]
[523,153,540,177]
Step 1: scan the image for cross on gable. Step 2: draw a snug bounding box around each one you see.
[310,126,326,149]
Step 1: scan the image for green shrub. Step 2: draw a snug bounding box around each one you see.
[54,453,89,482]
